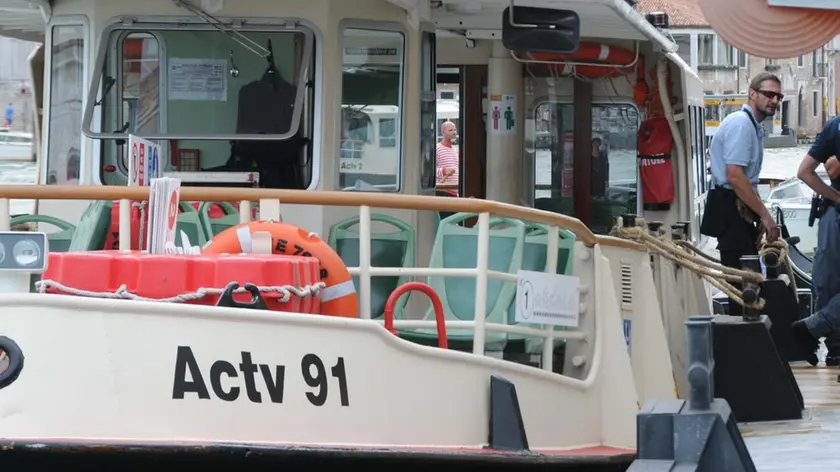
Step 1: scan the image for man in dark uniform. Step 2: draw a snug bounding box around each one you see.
[700,72,781,317]
[792,118,840,361]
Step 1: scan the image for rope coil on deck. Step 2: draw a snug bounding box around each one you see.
[611,216,797,310]
[34,280,326,304]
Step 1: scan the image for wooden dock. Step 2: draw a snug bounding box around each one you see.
[743,363,840,470]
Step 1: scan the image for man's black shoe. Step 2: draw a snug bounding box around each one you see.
[791,320,819,366]
[826,355,840,367]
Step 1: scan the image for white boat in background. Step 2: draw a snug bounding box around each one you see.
[0,130,34,162]
[765,170,830,255]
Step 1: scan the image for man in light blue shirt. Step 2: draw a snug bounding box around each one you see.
[700,72,782,317]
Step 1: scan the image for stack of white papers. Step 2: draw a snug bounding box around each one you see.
[164,231,202,255]
[145,177,182,254]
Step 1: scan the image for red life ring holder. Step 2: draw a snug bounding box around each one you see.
[203,221,359,318]
[523,42,636,79]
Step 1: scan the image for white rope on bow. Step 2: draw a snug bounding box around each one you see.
[35,279,326,304]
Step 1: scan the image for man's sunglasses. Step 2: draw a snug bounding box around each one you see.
[755,89,784,101]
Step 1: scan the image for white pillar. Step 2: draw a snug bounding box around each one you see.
[486,41,523,205]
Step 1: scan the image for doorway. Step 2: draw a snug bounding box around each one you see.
[436,65,487,200]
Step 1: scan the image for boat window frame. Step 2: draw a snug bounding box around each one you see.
[419,23,437,196]
[42,15,90,186]
[526,97,643,216]
[82,18,315,142]
[107,30,168,176]
[337,19,407,193]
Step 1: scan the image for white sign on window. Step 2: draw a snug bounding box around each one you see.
[515,270,580,327]
[128,135,162,187]
[168,58,228,102]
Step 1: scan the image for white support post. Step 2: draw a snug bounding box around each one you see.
[472,212,490,355]
[542,226,560,371]
[119,199,130,251]
[0,199,9,231]
[358,205,372,319]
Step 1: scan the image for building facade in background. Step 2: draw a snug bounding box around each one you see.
[638,0,835,139]
[0,36,40,132]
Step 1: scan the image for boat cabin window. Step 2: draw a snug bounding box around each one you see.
[45,24,86,185]
[419,29,436,194]
[531,102,640,235]
[339,25,404,192]
[85,21,315,189]
[768,182,807,201]
[689,104,708,197]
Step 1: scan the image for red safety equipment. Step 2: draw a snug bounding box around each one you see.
[384,282,448,349]
[522,42,636,79]
[40,251,323,313]
[104,201,148,251]
[203,221,358,319]
[103,201,259,251]
[638,116,675,210]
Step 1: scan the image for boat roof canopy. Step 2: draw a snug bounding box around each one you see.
[0,0,679,54]
[0,0,48,42]
[430,0,677,52]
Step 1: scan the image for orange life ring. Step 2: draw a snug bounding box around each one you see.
[524,42,636,79]
[203,221,359,319]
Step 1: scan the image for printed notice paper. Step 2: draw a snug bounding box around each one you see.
[168,58,228,101]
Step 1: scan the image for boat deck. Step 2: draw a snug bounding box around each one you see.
[744,363,840,471]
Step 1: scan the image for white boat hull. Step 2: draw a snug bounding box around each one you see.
[0,292,639,456]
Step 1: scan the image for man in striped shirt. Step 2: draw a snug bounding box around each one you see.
[436,121,459,219]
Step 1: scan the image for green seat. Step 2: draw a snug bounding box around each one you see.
[68,199,113,251]
[176,202,208,248]
[399,212,526,352]
[22,200,110,292]
[327,213,415,319]
[10,214,76,253]
[199,202,241,238]
[506,223,577,352]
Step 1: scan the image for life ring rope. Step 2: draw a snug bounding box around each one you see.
[34,279,326,304]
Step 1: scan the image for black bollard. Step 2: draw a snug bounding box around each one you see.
[710,254,805,422]
[761,250,780,280]
[621,213,637,228]
[629,317,759,471]
[739,255,762,322]
[670,223,687,241]
[648,221,664,234]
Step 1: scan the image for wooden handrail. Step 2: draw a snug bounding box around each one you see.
[595,235,646,252]
[0,185,599,246]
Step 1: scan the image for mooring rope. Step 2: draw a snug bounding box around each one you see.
[611,216,797,310]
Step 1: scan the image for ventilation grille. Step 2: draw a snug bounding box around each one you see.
[620,263,633,311]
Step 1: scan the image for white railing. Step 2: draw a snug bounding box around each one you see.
[0,187,603,376]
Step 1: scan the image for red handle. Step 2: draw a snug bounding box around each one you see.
[383,282,448,349]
